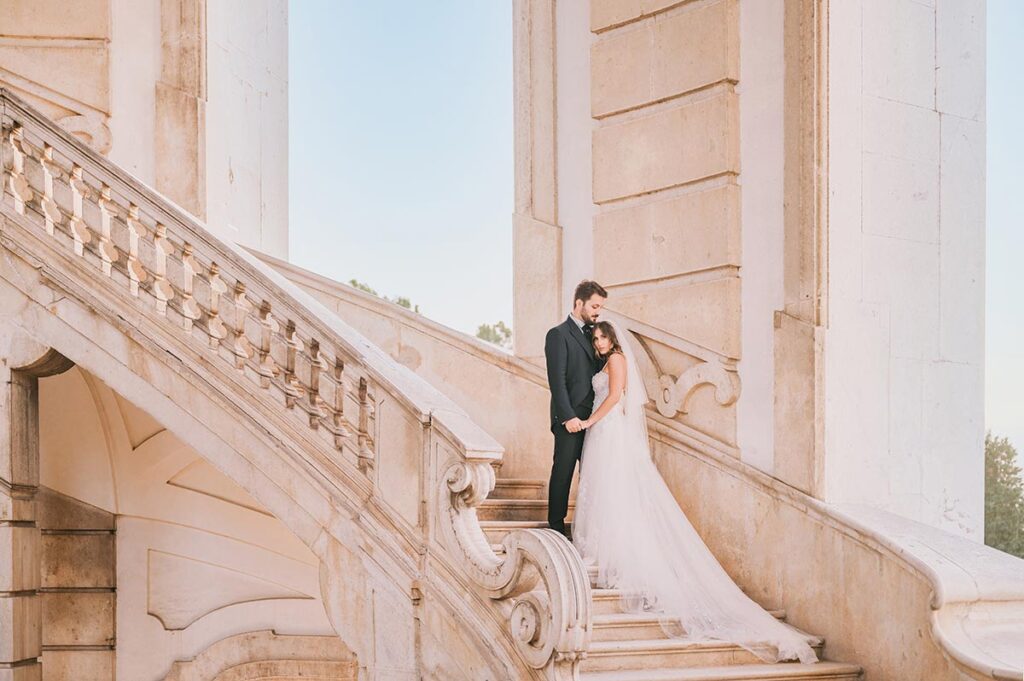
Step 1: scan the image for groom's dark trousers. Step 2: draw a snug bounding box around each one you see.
[544,317,599,533]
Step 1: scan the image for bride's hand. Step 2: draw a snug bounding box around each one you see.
[581,418,593,429]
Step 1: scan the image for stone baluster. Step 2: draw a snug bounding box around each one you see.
[180,243,202,331]
[358,377,374,469]
[125,205,148,297]
[40,144,62,235]
[282,321,303,408]
[327,358,350,448]
[96,185,119,276]
[206,263,228,347]
[308,340,326,428]
[6,125,33,215]
[231,282,253,369]
[257,302,278,388]
[68,165,92,256]
[152,224,174,315]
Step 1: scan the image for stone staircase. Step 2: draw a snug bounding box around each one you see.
[481,478,863,681]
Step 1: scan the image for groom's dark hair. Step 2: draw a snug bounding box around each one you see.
[574,280,608,304]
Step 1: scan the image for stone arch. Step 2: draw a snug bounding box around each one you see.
[0,291,388,675]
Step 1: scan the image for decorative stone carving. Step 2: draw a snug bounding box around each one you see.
[162,630,357,681]
[603,312,741,419]
[439,458,591,679]
[147,550,312,630]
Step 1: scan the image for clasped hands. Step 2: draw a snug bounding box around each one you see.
[564,417,593,433]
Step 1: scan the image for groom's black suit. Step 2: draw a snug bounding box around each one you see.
[544,316,601,534]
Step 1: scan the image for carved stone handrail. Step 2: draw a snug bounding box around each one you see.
[0,88,589,678]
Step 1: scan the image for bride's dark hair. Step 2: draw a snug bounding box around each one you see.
[591,321,623,358]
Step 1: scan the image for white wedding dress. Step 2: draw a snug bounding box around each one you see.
[572,327,818,664]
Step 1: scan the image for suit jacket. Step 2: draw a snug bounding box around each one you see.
[545,316,600,429]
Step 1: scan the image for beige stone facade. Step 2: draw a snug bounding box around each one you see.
[1,1,1021,681]
[0,0,288,258]
[513,0,987,538]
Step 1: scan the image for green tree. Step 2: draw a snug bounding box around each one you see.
[392,296,420,313]
[347,280,419,313]
[985,432,1024,558]
[348,279,378,296]
[476,321,512,350]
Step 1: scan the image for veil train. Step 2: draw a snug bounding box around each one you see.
[571,319,818,664]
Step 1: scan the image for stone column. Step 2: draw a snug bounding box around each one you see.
[156,0,207,219]
[512,0,562,363]
[0,338,72,681]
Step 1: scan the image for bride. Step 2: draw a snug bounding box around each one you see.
[572,320,818,664]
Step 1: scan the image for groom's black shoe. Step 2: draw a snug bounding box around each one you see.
[548,523,572,542]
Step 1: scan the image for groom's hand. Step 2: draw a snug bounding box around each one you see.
[564,417,584,433]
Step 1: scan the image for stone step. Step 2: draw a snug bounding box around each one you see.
[479,498,573,521]
[491,478,547,500]
[581,636,825,673]
[592,612,793,643]
[479,520,548,544]
[592,589,785,621]
[580,662,862,681]
[593,612,685,642]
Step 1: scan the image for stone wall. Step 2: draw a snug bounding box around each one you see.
[822,0,986,537]
[0,0,289,259]
[37,490,116,681]
[512,0,986,539]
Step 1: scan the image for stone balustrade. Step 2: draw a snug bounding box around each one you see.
[0,88,590,679]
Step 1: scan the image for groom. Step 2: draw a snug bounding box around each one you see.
[544,280,608,539]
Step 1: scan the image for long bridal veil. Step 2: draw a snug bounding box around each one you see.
[572,320,818,664]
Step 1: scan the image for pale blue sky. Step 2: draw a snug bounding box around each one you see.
[986,0,1023,452]
[289,1,1022,451]
[288,1,513,335]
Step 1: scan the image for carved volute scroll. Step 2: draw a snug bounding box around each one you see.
[601,312,741,421]
[438,456,592,679]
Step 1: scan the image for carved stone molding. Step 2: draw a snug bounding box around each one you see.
[439,458,591,677]
[604,311,741,420]
[163,630,357,681]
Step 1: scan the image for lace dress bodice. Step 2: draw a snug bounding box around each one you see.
[591,369,626,425]
[592,369,610,405]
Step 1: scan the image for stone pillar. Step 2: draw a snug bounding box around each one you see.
[820,0,986,537]
[771,0,826,495]
[156,0,207,219]
[0,340,72,681]
[512,0,562,363]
